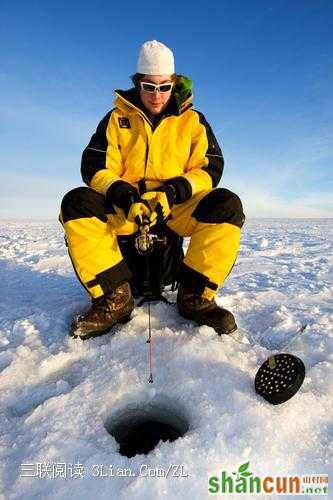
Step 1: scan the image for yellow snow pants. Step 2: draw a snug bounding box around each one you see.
[59,187,245,300]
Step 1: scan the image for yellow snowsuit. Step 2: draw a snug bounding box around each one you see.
[60,82,245,299]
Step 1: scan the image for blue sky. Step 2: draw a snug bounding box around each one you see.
[1,0,332,218]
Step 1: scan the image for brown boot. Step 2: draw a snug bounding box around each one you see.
[177,284,237,335]
[70,282,134,340]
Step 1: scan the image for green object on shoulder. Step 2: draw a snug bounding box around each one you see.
[174,75,193,108]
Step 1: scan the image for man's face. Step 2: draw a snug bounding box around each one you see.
[139,74,173,116]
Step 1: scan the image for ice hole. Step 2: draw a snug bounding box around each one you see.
[104,400,190,458]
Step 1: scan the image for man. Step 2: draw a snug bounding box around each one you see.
[59,40,245,340]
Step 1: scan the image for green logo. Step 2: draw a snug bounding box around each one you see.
[208,462,328,495]
[209,461,259,495]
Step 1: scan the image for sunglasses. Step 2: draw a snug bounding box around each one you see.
[140,81,174,93]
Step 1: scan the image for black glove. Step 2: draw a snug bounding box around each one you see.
[154,183,177,208]
[158,177,192,205]
[105,180,140,216]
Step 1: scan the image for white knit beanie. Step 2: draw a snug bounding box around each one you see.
[137,40,175,75]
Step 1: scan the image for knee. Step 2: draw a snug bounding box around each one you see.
[219,189,245,226]
[61,187,107,223]
[192,188,245,228]
[61,187,91,209]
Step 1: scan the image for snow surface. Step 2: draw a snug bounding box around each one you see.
[0,219,332,499]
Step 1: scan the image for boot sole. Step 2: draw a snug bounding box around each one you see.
[217,324,238,336]
[70,313,132,341]
[178,311,238,336]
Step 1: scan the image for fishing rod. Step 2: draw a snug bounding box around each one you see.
[134,217,168,384]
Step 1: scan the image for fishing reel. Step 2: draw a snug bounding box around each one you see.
[134,217,167,255]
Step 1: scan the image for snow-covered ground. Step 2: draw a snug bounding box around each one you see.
[0,219,332,499]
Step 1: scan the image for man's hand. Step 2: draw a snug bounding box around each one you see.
[105,180,141,214]
[141,185,176,223]
[127,201,154,227]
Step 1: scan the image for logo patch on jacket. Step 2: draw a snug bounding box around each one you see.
[118,117,131,129]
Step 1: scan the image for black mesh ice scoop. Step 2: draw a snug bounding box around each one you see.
[255,353,306,405]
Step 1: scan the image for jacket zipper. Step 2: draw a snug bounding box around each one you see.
[143,113,173,185]
[143,120,151,183]
[145,138,149,171]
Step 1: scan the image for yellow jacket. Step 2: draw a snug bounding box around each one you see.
[81,79,224,203]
